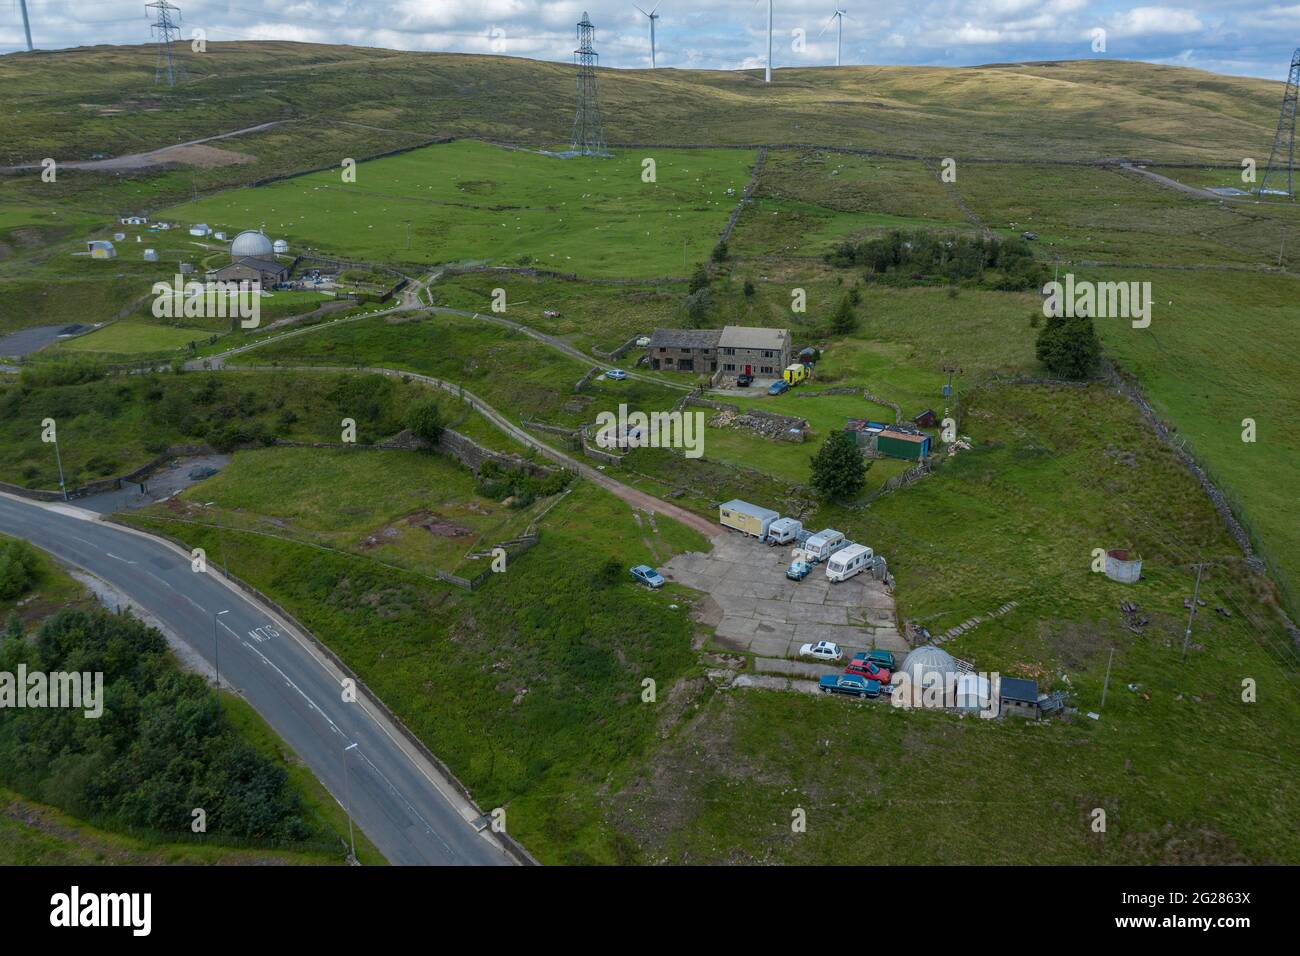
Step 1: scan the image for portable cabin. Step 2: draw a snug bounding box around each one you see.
[826,543,873,583]
[876,428,931,461]
[718,499,780,539]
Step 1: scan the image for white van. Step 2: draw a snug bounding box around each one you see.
[802,529,845,563]
[826,543,873,583]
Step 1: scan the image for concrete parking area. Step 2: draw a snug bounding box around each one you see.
[663,532,907,659]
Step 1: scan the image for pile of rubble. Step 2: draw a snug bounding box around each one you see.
[1120,601,1149,634]
[708,409,808,442]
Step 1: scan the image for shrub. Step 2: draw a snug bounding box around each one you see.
[1036,313,1101,379]
[0,539,39,600]
[406,398,445,446]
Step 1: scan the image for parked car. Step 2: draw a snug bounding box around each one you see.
[865,649,896,671]
[786,559,812,581]
[605,369,628,381]
[736,373,754,387]
[630,564,665,588]
[846,657,891,683]
[799,640,842,662]
[767,379,789,396]
[819,674,880,698]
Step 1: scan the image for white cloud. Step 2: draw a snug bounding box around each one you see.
[0,0,1290,79]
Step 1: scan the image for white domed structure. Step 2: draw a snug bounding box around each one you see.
[273,239,289,254]
[230,230,274,258]
[896,645,959,709]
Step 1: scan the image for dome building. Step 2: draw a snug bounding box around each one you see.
[896,644,959,709]
[230,230,274,259]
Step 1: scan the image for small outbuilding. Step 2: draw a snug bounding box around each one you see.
[273,239,289,254]
[913,409,938,428]
[1000,678,1040,719]
[189,223,211,237]
[876,427,931,461]
[955,673,996,717]
[143,248,158,261]
[86,240,116,259]
[718,499,779,539]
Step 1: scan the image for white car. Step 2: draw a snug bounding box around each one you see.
[799,640,843,662]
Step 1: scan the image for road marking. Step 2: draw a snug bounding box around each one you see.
[105,552,138,564]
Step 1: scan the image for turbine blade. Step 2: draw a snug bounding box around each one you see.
[817,14,836,38]
[633,4,648,15]
[649,1,661,14]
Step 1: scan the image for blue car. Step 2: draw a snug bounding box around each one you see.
[630,564,665,588]
[767,379,789,396]
[786,559,812,581]
[818,674,880,698]
[606,369,628,381]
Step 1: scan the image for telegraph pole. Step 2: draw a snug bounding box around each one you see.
[1099,647,1115,709]
[1181,563,1205,662]
[52,433,68,501]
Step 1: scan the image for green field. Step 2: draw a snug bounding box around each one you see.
[0,369,433,490]
[140,445,555,579]
[157,141,753,278]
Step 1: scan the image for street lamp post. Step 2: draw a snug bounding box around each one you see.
[342,742,359,864]
[52,433,68,501]
[212,609,229,689]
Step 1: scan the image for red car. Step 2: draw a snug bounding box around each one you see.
[846,658,891,683]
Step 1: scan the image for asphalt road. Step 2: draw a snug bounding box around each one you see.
[0,493,514,867]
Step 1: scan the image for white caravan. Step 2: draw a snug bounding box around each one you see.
[799,529,845,563]
[826,543,873,583]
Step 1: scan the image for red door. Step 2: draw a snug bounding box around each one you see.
[745,364,752,375]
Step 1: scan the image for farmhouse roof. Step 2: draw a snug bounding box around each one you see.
[718,325,788,350]
[647,328,721,350]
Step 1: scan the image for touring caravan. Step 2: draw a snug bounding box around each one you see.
[782,363,808,386]
[800,529,845,563]
[766,517,803,546]
[826,543,873,583]
[719,499,780,539]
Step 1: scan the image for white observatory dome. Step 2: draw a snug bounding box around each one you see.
[230,230,274,258]
[897,645,959,708]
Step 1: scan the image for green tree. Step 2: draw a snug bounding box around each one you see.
[406,398,445,446]
[1035,313,1101,379]
[0,539,39,600]
[810,430,867,501]
[688,264,710,294]
[684,287,712,327]
[711,240,728,263]
[831,293,859,335]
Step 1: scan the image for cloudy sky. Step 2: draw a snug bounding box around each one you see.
[2,0,1296,80]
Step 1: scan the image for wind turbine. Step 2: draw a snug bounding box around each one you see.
[633,3,660,69]
[17,0,34,51]
[818,6,849,68]
[751,0,774,83]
